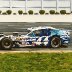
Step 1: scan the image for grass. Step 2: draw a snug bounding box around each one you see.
[0,53,72,72]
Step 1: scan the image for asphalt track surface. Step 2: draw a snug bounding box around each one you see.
[0,22,72,52]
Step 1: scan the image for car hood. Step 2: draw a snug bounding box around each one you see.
[58,29,70,36]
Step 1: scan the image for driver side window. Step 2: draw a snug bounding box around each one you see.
[33,30,42,37]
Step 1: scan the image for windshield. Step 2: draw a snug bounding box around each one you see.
[27,30,42,37]
[27,32,35,37]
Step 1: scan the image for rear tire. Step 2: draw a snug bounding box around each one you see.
[50,36,61,48]
[1,37,13,50]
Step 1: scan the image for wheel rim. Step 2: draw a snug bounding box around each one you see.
[51,37,61,48]
[2,39,11,49]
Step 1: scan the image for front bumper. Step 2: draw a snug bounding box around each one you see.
[60,35,70,45]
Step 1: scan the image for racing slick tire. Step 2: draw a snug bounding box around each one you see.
[50,36,61,48]
[1,37,13,50]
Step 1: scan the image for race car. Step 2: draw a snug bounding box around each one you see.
[0,26,70,50]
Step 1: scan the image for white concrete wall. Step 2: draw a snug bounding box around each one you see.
[0,15,72,22]
[0,0,71,13]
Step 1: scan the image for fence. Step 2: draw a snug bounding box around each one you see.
[0,0,71,13]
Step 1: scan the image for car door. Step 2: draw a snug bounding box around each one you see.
[27,29,51,46]
[34,29,51,46]
[27,29,42,46]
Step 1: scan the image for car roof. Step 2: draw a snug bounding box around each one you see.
[27,26,56,31]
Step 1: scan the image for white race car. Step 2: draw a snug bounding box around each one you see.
[0,26,70,50]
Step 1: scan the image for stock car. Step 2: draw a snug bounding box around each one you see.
[0,26,70,50]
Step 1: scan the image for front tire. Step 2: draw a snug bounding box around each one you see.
[50,36,61,48]
[1,38,13,50]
